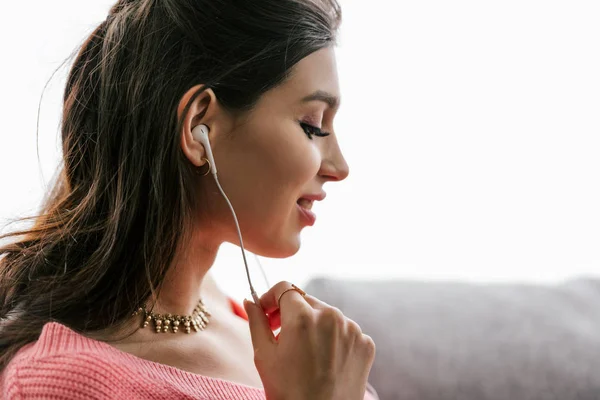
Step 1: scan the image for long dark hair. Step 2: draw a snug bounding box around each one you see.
[0,0,341,371]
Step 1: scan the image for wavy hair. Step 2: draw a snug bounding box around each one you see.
[0,0,341,371]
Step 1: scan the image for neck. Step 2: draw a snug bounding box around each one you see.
[143,237,225,315]
[93,231,231,342]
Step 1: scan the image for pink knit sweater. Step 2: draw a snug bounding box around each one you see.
[1,298,378,399]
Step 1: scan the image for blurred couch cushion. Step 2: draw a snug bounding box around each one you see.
[304,277,600,400]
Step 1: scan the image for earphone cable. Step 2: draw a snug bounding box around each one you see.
[211,172,262,307]
[254,253,271,289]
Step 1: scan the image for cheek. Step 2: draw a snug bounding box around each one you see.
[242,136,320,230]
[270,138,320,190]
[300,147,321,181]
[223,121,320,218]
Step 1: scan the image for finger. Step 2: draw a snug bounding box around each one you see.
[302,294,332,310]
[259,281,312,315]
[243,298,275,353]
[278,292,314,329]
[259,281,313,330]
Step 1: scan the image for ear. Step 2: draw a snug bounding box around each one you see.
[178,84,229,169]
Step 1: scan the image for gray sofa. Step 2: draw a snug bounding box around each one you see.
[304,277,600,400]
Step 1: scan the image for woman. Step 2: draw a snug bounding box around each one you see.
[0,0,378,398]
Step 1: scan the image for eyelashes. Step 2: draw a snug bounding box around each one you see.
[299,121,331,140]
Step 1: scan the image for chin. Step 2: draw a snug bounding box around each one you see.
[243,233,302,259]
[270,240,301,259]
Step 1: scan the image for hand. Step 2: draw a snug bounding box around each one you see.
[243,281,376,400]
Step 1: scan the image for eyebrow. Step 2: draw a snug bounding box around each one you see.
[301,90,340,109]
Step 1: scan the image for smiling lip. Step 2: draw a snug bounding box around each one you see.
[297,203,316,226]
[296,192,325,226]
[298,192,327,202]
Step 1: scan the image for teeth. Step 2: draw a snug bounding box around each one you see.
[297,198,313,210]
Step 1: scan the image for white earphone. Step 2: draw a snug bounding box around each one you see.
[191,124,265,308]
[191,124,217,175]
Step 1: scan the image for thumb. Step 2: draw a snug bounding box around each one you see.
[244,299,275,353]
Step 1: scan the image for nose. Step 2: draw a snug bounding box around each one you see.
[318,137,350,182]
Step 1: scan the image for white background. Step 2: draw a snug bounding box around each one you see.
[1,1,598,303]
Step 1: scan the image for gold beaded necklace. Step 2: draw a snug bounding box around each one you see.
[132,298,211,334]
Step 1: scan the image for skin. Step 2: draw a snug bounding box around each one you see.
[108,46,349,388]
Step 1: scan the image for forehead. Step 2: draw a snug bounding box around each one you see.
[288,47,340,95]
[260,47,341,110]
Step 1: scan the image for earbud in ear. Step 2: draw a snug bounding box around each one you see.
[191,124,217,175]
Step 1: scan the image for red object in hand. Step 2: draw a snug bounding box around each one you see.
[230,298,282,340]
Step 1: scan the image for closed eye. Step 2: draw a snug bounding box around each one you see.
[299,121,331,140]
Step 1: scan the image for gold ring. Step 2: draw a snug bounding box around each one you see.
[277,284,307,309]
[200,157,211,176]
